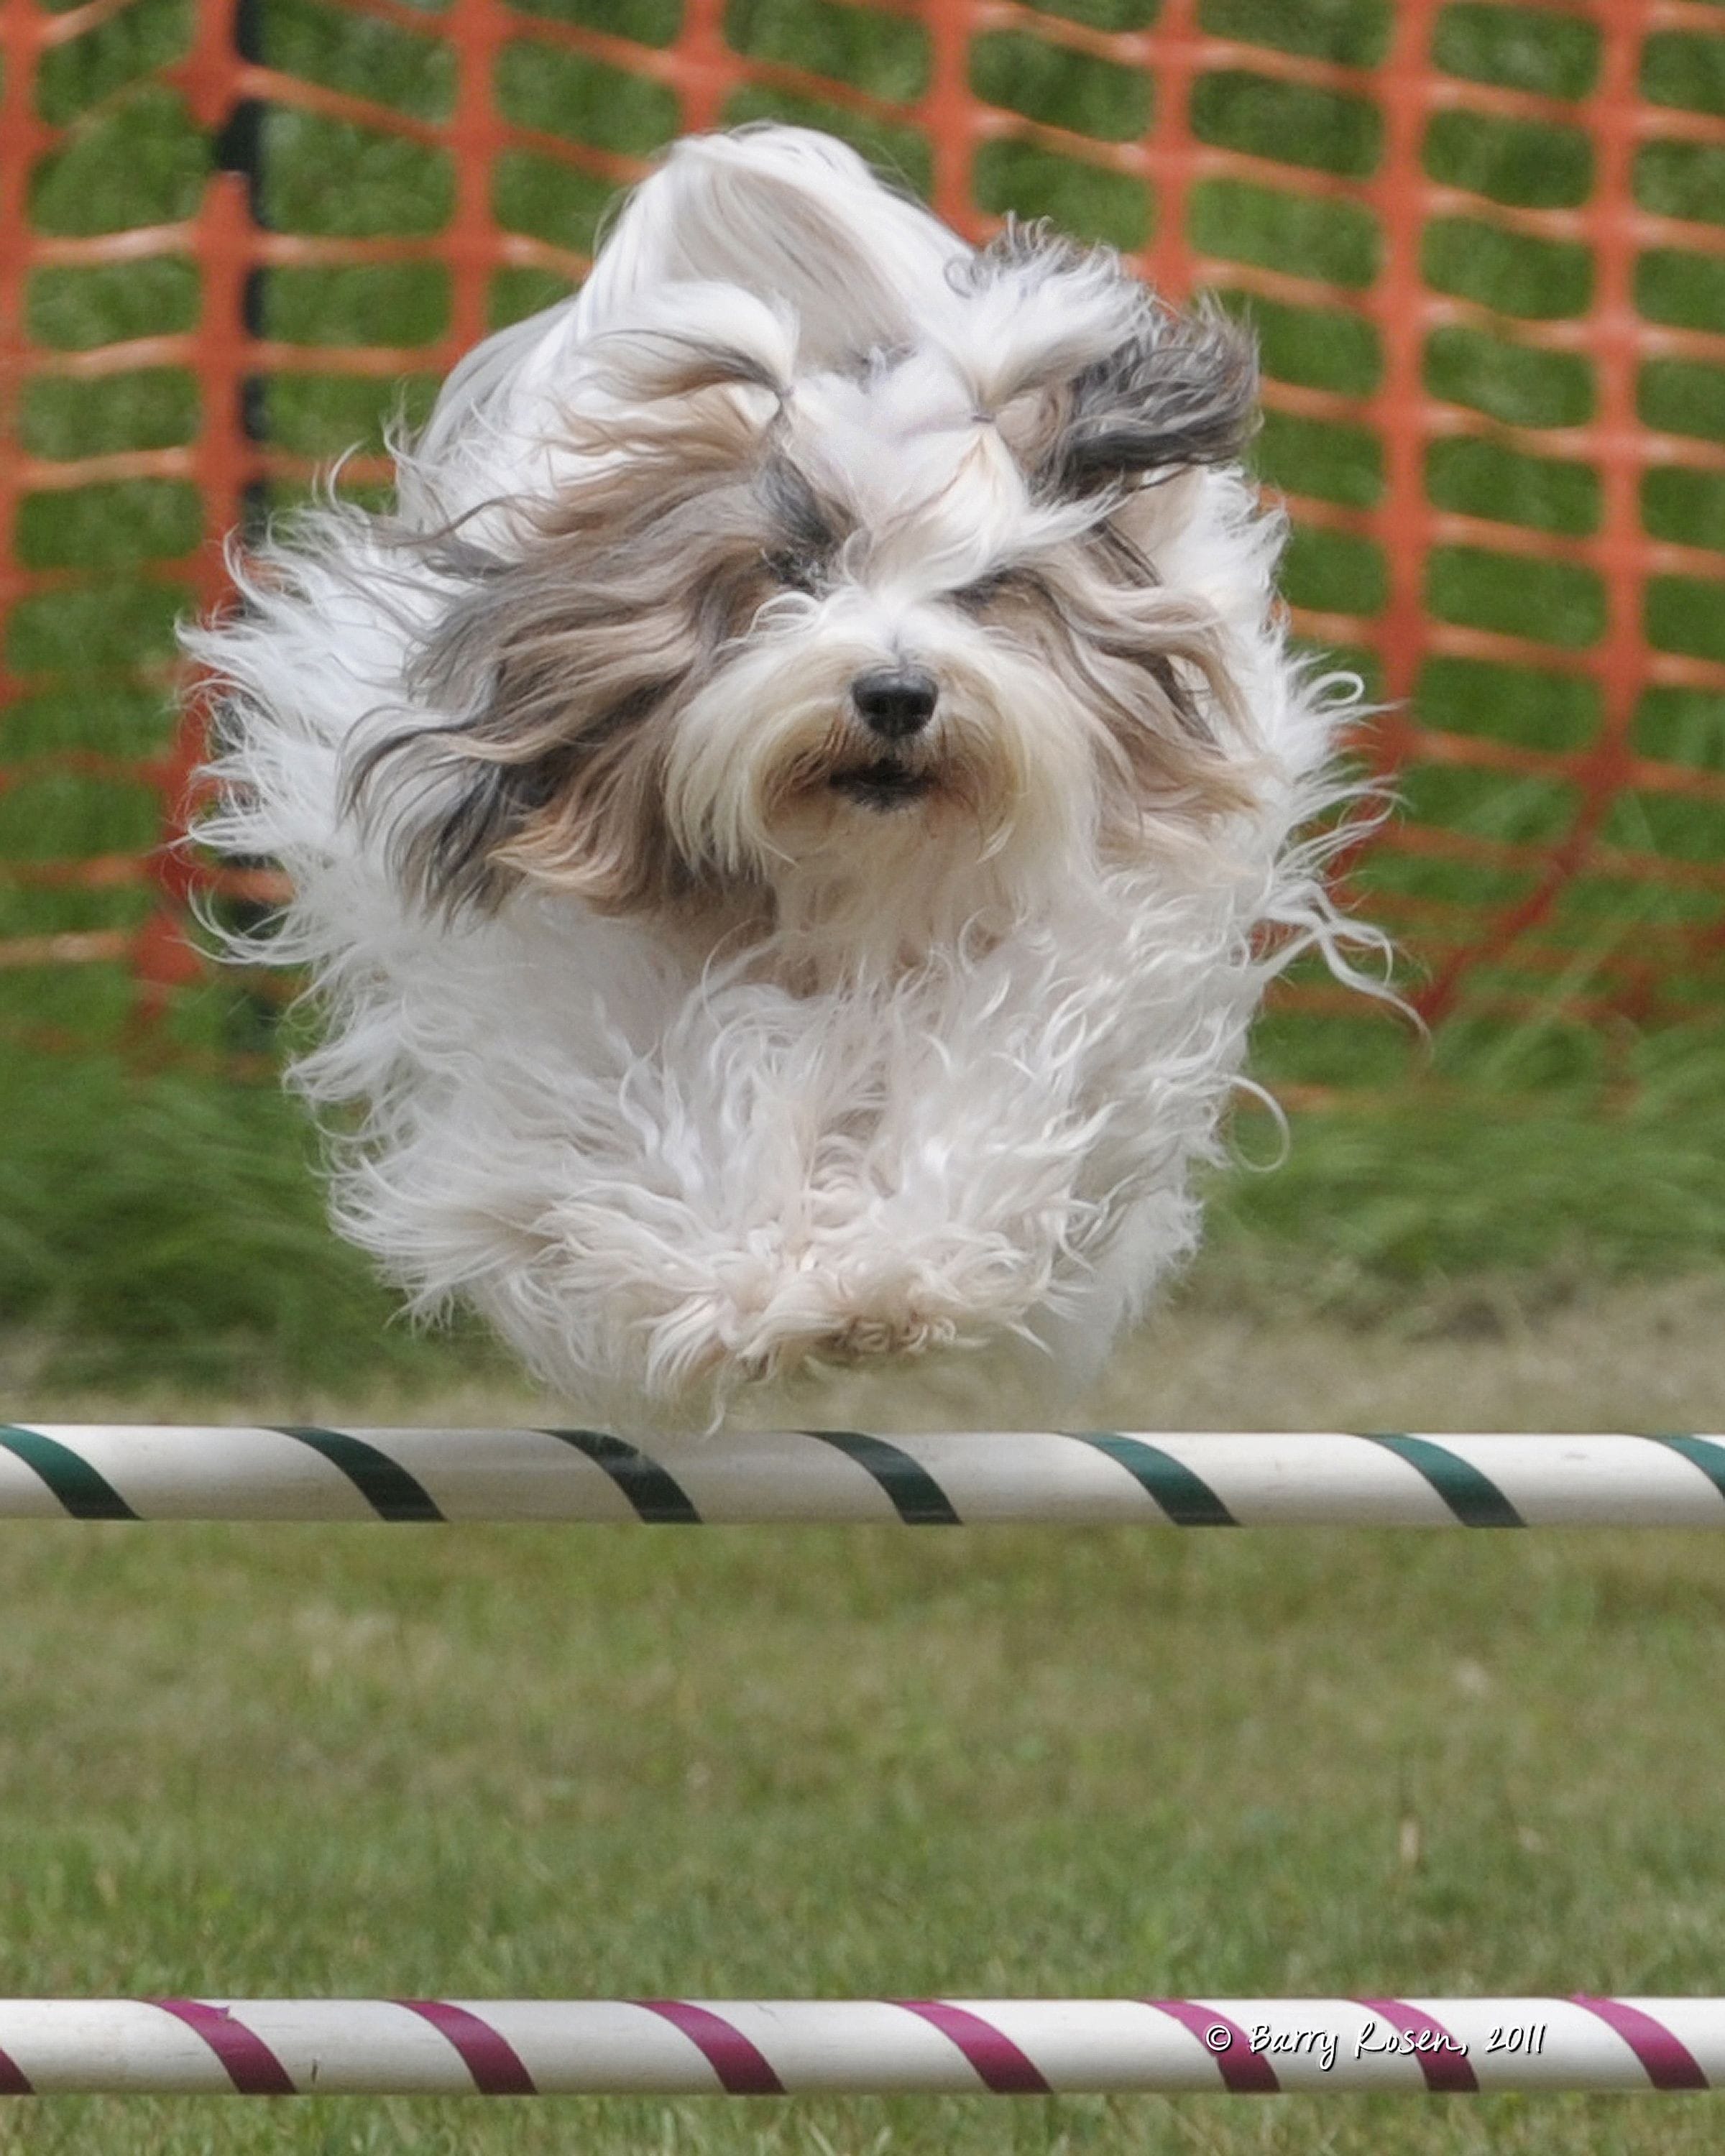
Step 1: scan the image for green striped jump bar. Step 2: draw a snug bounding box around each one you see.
[1,1427,1722,1526]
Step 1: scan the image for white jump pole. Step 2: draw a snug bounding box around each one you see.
[0,1996,1718,2096]
[1,1425,1724,1526]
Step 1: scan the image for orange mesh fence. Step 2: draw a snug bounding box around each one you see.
[2,0,1723,1059]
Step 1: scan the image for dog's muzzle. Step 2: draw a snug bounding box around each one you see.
[827,666,942,811]
[826,666,939,811]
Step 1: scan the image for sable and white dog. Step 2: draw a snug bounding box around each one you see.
[194,126,1376,1425]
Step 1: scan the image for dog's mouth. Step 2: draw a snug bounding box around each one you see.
[828,760,935,812]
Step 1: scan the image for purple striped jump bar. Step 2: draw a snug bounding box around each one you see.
[0,1997,1719,2096]
[2,1427,1725,1527]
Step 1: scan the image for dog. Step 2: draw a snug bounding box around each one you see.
[193,125,1380,1427]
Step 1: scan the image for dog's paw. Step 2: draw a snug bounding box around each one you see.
[630,1256,985,1397]
[808,1303,962,1367]
[524,1201,1067,1411]
[709,1241,1041,1387]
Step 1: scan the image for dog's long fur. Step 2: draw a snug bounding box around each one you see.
[192,126,1381,1424]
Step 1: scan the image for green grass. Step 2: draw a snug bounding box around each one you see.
[0,1039,501,1395]
[0,1518,1724,2150]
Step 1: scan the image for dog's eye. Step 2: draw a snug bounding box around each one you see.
[763,548,823,594]
[952,568,1042,615]
[950,572,1010,614]
[1093,523,1158,586]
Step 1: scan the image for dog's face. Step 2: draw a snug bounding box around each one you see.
[364,230,1261,947]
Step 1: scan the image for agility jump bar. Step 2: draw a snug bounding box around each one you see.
[0,1996,1719,2096]
[3,1426,1724,1527]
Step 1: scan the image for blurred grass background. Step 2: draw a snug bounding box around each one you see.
[2,6,1725,2152]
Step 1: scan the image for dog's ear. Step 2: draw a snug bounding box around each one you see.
[487,698,686,913]
[372,739,540,918]
[356,471,786,920]
[960,227,1259,497]
[1039,301,1258,499]
[349,591,694,918]
[353,681,686,921]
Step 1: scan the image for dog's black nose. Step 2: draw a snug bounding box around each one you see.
[852,666,939,740]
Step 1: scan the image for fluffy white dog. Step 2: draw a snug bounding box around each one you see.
[193,126,1376,1425]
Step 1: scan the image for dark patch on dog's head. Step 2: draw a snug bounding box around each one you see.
[757,455,848,594]
[957,222,1258,501]
[1042,303,1258,499]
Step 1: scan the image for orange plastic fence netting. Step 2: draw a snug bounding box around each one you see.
[1,0,1723,1055]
